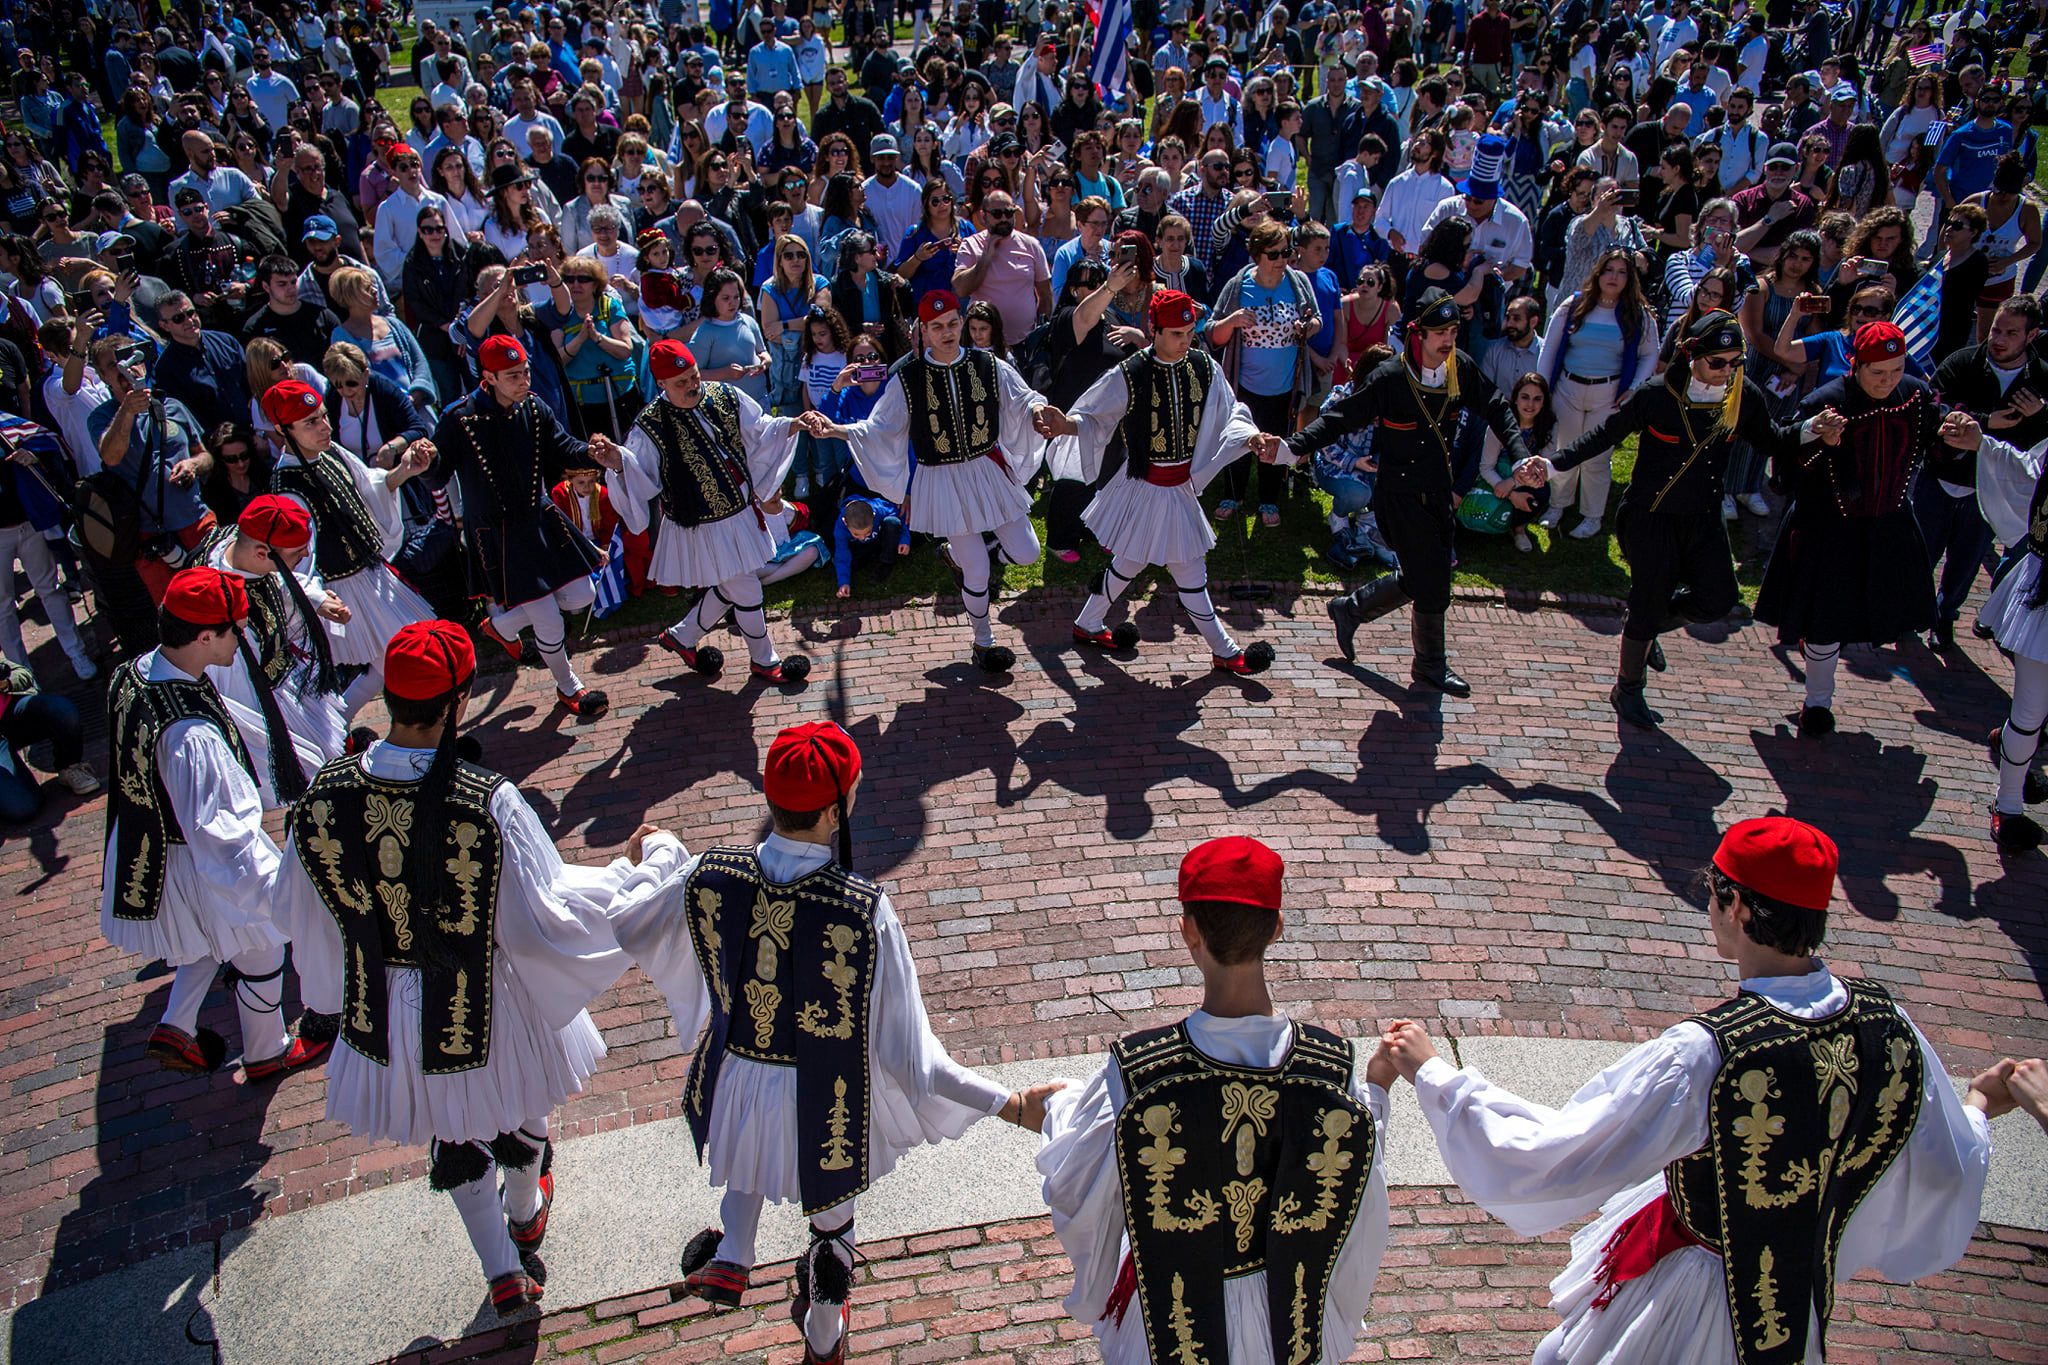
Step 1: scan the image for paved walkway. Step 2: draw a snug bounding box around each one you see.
[2,584,2045,1360]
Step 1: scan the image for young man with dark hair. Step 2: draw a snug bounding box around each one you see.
[1381,815,2007,1365]
[275,620,653,1316]
[607,722,1060,1365]
[98,566,332,1080]
[240,254,341,364]
[1037,836,1394,1364]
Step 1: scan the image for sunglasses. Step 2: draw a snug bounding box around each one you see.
[930,194,954,204]
[585,175,609,184]
[420,223,447,234]
[178,203,209,215]
[1850,305,1884,317]
[220,449,252,462]
[1696,354,1737,372]
[338,378,364,389]
[165,308,199,324]
[1259,249,1289,260]
[690,245,721,256]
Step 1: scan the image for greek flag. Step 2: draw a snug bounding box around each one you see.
[1090,0,1132,101]
[591,526,629,619]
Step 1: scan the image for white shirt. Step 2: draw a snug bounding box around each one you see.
[168,164,260,213]
[1375,166,1457,250]
[704,99,774,154]
[1655,14,1699,66]
[1421,193,1534,270]
[372,183,450,285]
[1700,119,1768,188]
[41,367,113,476]
[862,173,924,267]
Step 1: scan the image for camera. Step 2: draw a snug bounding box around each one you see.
[513,262,549,285]
[1858,259,1886,278]
[1796,294,1831,315]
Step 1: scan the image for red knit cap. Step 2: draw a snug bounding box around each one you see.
[237,493,312,551]
[260,379,324,429]
[163,566,249,627]
[917,289,961,324]
[479,334,528,373]
[651,339,697,380]
[1178,836,1284,910]
[1850,320,1907,366]
[1151,289,1198,330]
[1712,816,1839,912]
[763,721,862,810]
[384,620,477,701]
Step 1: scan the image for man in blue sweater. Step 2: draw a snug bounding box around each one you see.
[833,494,910,597]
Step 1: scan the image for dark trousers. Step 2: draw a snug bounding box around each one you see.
[1216,389,1295,508]
[1619,507,1739,641]
[1377,484,1457,612]
[1047,433,1124,553]
[0,693,84,823]
[1912,470,1994,623]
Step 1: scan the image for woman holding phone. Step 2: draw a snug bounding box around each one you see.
[897,178,972,302]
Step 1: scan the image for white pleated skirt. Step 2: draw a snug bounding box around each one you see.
[324,564,435,668]
[325,962,606,1146]
[650,508,780,588]
[99,840,288,968]
[902,455,1033,540]
[1985,553,2048,666]
[1083,472,1217,567]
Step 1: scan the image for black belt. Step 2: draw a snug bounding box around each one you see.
[1565,372,1619,385]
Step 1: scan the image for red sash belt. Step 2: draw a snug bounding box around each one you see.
[1591,1193,1707,1309]
[986,445,1010,477]
[1144,462,1192,487]
[1101,1251,1137,1326]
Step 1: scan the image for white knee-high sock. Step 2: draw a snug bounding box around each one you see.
[228,943,289,1063]
[1170,559,1237,656]
[501,1117,550,1222]
[449,1169,521,1279]
[723,577,778,666]
[990,514,1042,568]
[804,1208,856,1355]
[669,584,735,647]
[342,666,385,718]
[162,959,217,1035]
[1076,555,1145,632]
[1997,658,2048,814]
[498,596,587,696]
[1802,641,1840,708]
[950,535,997,646]
[715,1188,765,1267]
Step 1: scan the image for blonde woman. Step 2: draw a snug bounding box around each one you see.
[760,234,826,412]
[245,337,327,456]
[327,266,437,407]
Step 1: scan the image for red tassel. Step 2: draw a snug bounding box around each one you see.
[1100,1251,1137,1327]
[1590,1194,1706,1311]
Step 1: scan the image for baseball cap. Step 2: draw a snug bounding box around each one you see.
[301,213,340,241]
[1763,142,1799,167]
[869,133,899,158]
[172,186,206,209]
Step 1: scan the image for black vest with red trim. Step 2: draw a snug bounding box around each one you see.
[1616,378,1772,518]
[680,846,881,1214]
[1118,348,1215,481]
[272,446,385,582]
[104,657,255,922]
[897,348,1000,468]
[1111,1020,1374,1365]
[1664,979,1923,1365]
[634,385,754,528]
[289,754,506,1074]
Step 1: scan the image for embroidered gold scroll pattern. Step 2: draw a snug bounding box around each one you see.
[1137,1103,1221,1233]
[821,1075,855,1171]
[797,923,861,1040]
[1273,1108,1358,1234]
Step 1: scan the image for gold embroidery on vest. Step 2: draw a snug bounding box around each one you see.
[441,969,476,1057]
[1287,1262,1312,1365]
[1137,1103,1221,1232]
[120,734,152,806]
[1222,1177,1268,1254]
[798,923,860,1040]
[1811,1034,1860,1140]
[744,978,781,1051]
[695,886,730,1014]
[1732,1069,1818,1210]
[443,825,485,936]
[1753,1246,1792,1351]
[1273,1108,1359,1233]
[1165,1272,1207,1365]
[123,834,153,910]
[350,943,373,1033]
[1840,1037,1914,1174]
[377,882,416,952]
[966,357,992,449]
[750,891,795,979]
[1220,1081,1279,1176]
[822,1074,855,1171]
[304,798,370,914]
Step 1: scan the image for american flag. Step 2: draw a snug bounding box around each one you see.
[1908,41,1945,67]
[0,411,69,529]
[590,526,628,619]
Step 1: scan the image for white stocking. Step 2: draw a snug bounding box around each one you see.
[949,534,997,647]
[1077,554,1144,632]
[449,1168,521,1279]
[989,513,1042,569]
[495,594,586,696]
[1802,641,1840,708]
[715,1188,765,1267]
[1998,657,2048,815]
[804,1202,857,1356]
[667,582,737,648]
[162,959,217,1035]
[500,1116,550,1222]
[722,576,778,666]
[758,544,820,585]
[1171,558,1237,656]
[342,666,385,718]
[228,943,289,1063]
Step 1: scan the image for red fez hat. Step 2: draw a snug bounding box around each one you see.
[384,620,477,701]
[1712,816,1839,912]
[1850,320,1906,366]
[1178,836,1284,910]
[163,566,250,627]
[917,290,962,324]
[763,721,862,810]
[260,379,324,429]
[237,493,313,551]
[479,334,528,373]
[651,339,697,380]
[1151,289,1198,330]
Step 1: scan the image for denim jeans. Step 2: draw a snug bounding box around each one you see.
[0,692,84,823]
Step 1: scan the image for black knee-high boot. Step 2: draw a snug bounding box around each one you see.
[1328,574,1411,662]
[1611,636,1660,728]
[1409,611,1469,696]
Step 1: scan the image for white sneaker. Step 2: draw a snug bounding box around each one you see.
[1512,529,1533,552]
[1721,494,1738,520]
[69,654,98,682]
[1538,507,1566,530]
[59,762,101,795]
[1569,517,1603,540]
[1741,492,1771,517]
[793,473,811,499]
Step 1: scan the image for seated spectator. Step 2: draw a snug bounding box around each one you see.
[0,663,97,822]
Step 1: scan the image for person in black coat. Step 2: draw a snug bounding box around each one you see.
[1548,311,1837,728]
[1281,288,1533,697]
[403,218,504,410]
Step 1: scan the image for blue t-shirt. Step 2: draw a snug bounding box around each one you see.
[1236,277,1303,398]
[85,396,210,534]
[1936,119,2015,202]
[1308,266,1341,358]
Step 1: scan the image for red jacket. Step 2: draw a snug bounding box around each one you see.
[550,479,624,544]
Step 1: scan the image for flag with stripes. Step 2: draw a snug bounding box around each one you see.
[1089,0,1133,102]
[1892,262,1942,371]
[591,526,629,619]
[1907,41,1944,67]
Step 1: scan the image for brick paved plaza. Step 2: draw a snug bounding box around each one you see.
[2,583,2046,1361]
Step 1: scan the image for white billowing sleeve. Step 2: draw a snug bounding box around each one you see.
[1189,369,1262,491]
[731,386,802,492]
[1976,434,2046,546]
[839,375,914,503]
[603,835,711,1044]
[611,428,662,535]
[1834,1020,1993,1284]
[272,833,343,1015]
[869,892,1010,1125]
[157,718,282,925]
[485,782,634,1029]
[336,444,407,558]
[1045,367,1131,485]
[1410,1023,1716,1236]
[992,354,1050,485]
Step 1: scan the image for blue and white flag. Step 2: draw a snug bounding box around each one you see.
[591,526,629,619]
[1090,0,1133,101]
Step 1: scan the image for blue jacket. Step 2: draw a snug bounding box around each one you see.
[323,370,431,455]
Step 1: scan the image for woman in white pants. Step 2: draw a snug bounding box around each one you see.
[0,510,95,683]
[1535,250,1662,540]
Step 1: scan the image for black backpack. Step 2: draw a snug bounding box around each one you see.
[72,469,146,565]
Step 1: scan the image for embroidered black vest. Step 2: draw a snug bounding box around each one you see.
[1665,980,1924,1365]
[200,527,293,688]
[447,392,551,527]
[290,756,506,1075]
[2026,461,2048,562]
[1118,348,1214,477]
[680,846,881,1214]
[273,447,385,582]
[899,348,999,468]
[103,658,254,922]
[634,386,753,528]
[1112,1021,1374,1365]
